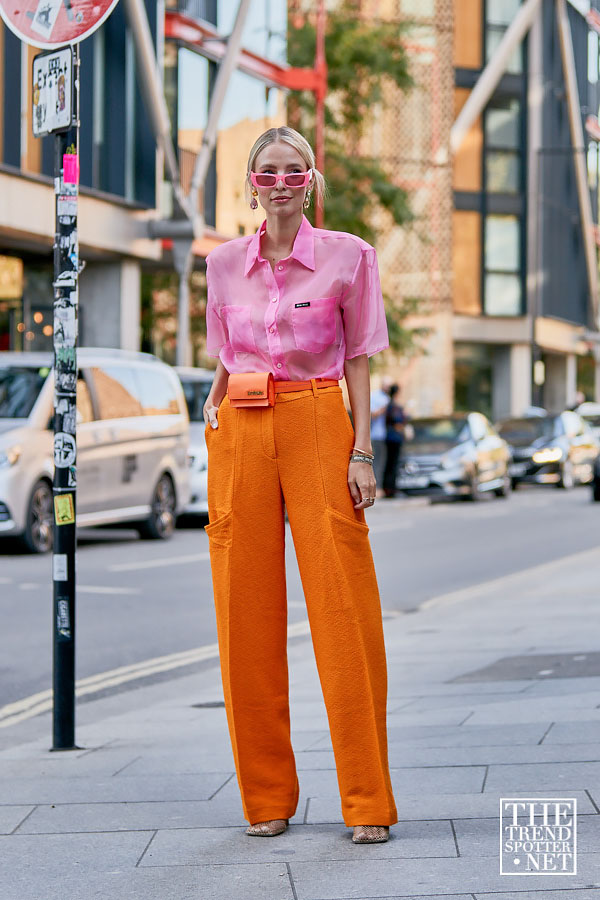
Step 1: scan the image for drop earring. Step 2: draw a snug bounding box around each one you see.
[250,189,258,210]
[303,191,312,209]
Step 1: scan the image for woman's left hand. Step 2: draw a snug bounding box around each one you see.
[348,460,377,509]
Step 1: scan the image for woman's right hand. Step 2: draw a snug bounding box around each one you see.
[203,398,220,429]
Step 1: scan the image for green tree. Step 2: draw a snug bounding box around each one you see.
[288,2,430,360]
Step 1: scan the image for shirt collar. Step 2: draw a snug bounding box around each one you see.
[244,214,316,276]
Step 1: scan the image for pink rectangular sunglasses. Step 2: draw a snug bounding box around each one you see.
[250,169,313,188]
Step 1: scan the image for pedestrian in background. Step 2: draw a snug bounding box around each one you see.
[383,383,406,498]
[202,125,397,844]
[370,376,392,496]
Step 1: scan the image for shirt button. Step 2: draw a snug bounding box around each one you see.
[277,265,283,270]
[271,297,277,303]
[276,362,282,368]
[269,327,275,333]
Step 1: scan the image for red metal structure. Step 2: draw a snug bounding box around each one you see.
[165,0,327,226]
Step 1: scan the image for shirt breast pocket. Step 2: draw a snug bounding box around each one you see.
[291,297,338,353]
[222,305,257,353]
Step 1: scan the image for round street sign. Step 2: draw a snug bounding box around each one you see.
[0,0,120,49]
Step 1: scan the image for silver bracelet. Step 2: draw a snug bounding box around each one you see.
[350,454,374,466]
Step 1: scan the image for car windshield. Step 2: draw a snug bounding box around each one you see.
[497,417,560,444]
[180,379,212,423]
[407,418,470,445]
[580,413,600,428]
[0,366,50,418]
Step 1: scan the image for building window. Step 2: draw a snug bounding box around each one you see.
[484,97,521,193]
[484,214,522,315]
[485,0,523,74]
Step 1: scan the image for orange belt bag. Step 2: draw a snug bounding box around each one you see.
[227,372,275,407]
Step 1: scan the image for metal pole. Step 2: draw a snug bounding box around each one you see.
[174,0,251,367]
[532,147,544,408]
[187,0,252,226]
[124,0,190,217]
[314,0,326,228]
[52,44,80,751]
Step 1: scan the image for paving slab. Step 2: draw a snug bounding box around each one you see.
[2,862,295,900]
[453,813,600,857]
[0,772,233,805]
[287,855,600,900]
[0,828,152,870]
[0,806,34,835]
[313,722,552,750]
[484,761,600,792]
[306,790,597,823]
[139,820,455,866]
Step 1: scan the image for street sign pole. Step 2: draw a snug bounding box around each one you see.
[50,44,80,750]
[1,0,121,755]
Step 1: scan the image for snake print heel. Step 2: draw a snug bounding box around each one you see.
[352,825,390,843]
[246,818,289,836]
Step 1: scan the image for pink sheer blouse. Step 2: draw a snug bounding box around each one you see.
[205,214,389,381]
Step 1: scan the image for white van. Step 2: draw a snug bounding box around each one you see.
[175,366,214,515]
[0,348,190,553]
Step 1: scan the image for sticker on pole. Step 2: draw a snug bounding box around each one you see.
[32,46,72,137]
[0,0,121,49]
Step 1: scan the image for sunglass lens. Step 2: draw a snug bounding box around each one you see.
[255,174,276,186]
[285,173,306,186]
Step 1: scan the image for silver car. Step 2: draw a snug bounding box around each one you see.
[175,366,214,516]
[0,348,190,553]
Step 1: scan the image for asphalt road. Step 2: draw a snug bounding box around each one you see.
[1,484,598,717]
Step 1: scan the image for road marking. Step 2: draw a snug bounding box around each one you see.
[0,620,312,729]
[78,585,141,595]
[109,552,210,572]
[12,583,141,595]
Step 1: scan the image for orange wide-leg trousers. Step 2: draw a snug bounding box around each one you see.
[203,381,398,827]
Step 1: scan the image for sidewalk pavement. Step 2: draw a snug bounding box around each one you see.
[2,544,600,899]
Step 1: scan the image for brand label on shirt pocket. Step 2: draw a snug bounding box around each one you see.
[291,297,337,353]
[222,305,257,353]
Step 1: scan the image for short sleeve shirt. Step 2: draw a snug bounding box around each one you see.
[205,214,389,380]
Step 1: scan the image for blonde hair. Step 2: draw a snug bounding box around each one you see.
[245,126,326,211]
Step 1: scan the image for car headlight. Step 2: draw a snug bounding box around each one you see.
[0,445,22,468]
[188,452,207,472]
[532,446,563,464]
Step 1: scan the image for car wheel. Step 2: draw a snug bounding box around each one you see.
[494,474,511,498]
[511,477,520,490]
[20,479,53,554]
[592,475,600,501]
[137,474,176,540]
[557,460,574,490]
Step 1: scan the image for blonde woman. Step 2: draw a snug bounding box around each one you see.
[202,126,397,844]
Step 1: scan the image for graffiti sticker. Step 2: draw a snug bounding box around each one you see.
[54,432,76,467]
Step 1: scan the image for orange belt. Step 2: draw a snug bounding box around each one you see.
[273,377,339,393]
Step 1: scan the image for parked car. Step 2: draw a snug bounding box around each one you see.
[576,401,600,441]
[0,349,190,553]
[175,366,214,516]
[396,412,511,500]
[496,411,599,489]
